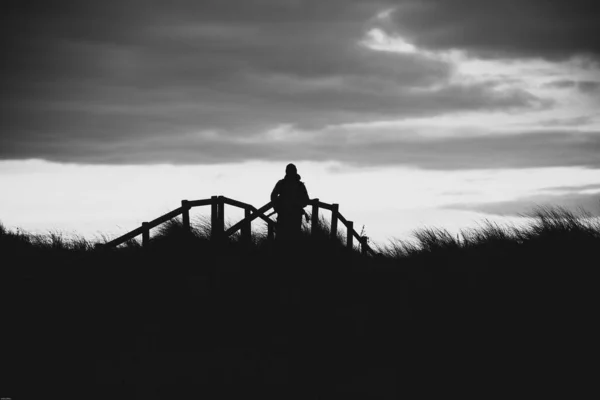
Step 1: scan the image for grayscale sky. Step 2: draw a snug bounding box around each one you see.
[1,0,599,244]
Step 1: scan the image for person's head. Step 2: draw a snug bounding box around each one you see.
[285,163,297,177]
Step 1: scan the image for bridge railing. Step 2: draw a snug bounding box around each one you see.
[101,195,375,255]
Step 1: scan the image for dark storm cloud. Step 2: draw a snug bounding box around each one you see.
[537,115,595,127]
[388,0,600,60]
[445,190,600,216]
[544,80,600,93]
[538,183,600,193]
[301,130,600,170]
[0,0,550,164]
[3,126,599,171]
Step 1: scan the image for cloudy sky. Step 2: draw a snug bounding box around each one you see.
[1,0,599,245]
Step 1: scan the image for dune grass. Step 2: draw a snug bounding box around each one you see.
[1,206,598,397]
[4,205,596,261]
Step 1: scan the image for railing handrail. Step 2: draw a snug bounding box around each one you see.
[308,198,333,211]
[224,201,275,237]
[309,198,375,255]
[103,207,185,247]
[100,195,376,255]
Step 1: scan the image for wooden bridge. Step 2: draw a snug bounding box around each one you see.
[101,196,375,255]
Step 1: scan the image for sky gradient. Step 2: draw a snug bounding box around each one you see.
[1,0,599,245]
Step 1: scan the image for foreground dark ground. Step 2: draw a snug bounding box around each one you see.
[1,207,598,399]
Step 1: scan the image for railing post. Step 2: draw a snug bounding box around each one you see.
[217,196,225,239]
[211,196,218,240]
[361,236,368,255]
[268,222,274,241]
[242,208,251,243]
[311,199,319,237]
[181,200,190,232]
[142,222,149,247]
[330,204,339,241]
[347,221,354,250]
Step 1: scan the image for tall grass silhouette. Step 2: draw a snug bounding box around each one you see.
[1,205,598,398]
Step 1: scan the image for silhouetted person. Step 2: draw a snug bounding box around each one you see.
[271,163,310,241]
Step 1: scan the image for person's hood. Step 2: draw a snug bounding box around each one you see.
[284,173,301,181]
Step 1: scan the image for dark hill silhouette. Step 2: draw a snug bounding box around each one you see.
[1,205,598,398]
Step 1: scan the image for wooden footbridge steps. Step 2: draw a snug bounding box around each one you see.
[101,196,375,255]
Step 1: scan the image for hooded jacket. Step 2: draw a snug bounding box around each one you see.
[271,173,309,215]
